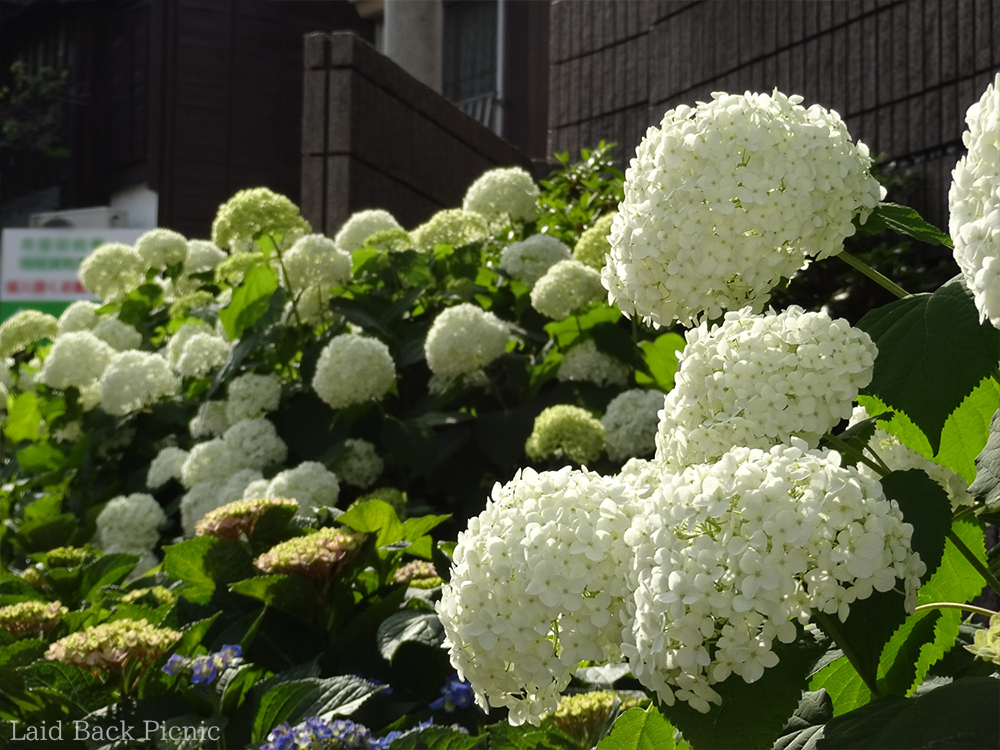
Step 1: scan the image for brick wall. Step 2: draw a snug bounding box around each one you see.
[301,32,537,237]
[548,0,1000,230]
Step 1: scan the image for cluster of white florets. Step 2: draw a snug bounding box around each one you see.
[99,351,180,416]
[79,243,146,301]
[573,214,616,270]
[655,306,877,469]
[334,209,403,254]
[602,90,884,328]
[211,187,312,251]
[190,400,230,438]
[0,310,59,358]
[135,229,188,270]
[424,303,510,383]
[92,317,142,351]
[40,332,114,390]
[57,301,100,335]
[499,234,572,286]
[849,407,974,510]
[601,389,665,462]
[312,334,396,409]
[411,209,489,251]
[147,446,189,489]
[621,441,924,713]
[335,439,384,489]
[463,167,540,226]
[525,405,606,466]
[95,493,168,556]
[436,466,638,726]
[949,73,1000,328]
[174,332,230,378]
[281,234,352,293]
[243,461,341,514]
[226,372,282,423]
[557,339,630,388]
[531,261,605,320]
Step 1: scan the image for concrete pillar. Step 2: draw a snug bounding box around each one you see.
[382,0,442,93]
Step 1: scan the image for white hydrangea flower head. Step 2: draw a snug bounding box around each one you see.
[190,400,230,438]
[525,405,606,465]
[211,187,311,250]
[91,316,143,351]
[411,209,489,251]
[180,438,242,487]
[848,407,975,511]
[57,300,101,335]
[0,310,59,358]
[622,441,924,713]
[164,320,215,369]
[174,332,230,378]
[96,493,167,555]
[425,303,510,380]
[603,90,885,328]
[225,372,282,423]
[175,240,227,294]
[948,74,1000,327]
[135,228,188,270]
[222,468,264,503]
[437,466,639,726]
[99,351,180,416]
[79,243,146,301]
[266,461,340,513]
[499,234,572,286]
[557,339,630,388]
[655,306,877,470]
[462,166,540,225]
[334,209,403,254]
[531,260,605,320]
[282,234,352,292]
[312,334,396,409]
[573,213,617,270]
[241,478,272,501]
[222,418,288,470]
[601,389,666,462]
[335,438,384,489]
[147,446,189,489]
[180,480,228,537]
[40,332,114,391]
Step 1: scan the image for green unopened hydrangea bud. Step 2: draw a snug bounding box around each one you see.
[573,212,616,270]
[168,291,215,318]
[394,560,441,588]
[965,614,1000,665]
[411,209,488,251]
[211,187,311,250]
[363,228,414,253]
[44,618,181,672]
[20,566,48,590]
[254,527,366,578]
[0,310,59,358]
[525,405,606,465]
[354,487,408,520]
[40,546,95,568]
[195,496,298,540]
[0,601,68,638]
[542,690,644,743]
[121,586,176,606]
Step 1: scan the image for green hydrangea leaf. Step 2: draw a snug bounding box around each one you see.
[596,706,683,750]
[162,537,257,605]
[809,655,871,717]
[856,276,1000,453]
[773,690,834,750]
[854,202,953,248]
[218,262,279,340]
[338,499,404,547]
[387,727,482,750]
[634,332,685,392]
[377,610,444,663]
[4,391,45,442]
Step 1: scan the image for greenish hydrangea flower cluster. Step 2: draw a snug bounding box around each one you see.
[0,310,59,358]
[964,614,1000,665]
[541,690,644,743]
[121,586,176,606]
[411,208,489,251]
[525,405,606,465]
[572,213,616,270]
[44,619,182,672]
[394,560,441,588]
[530,260,605,320]
[79,243,146,301]
[211,187,312,250]
[195,496,298,540]
[334,209,403,254]
[254,527,366,578]
[0,600,68,638]
[462,166,540,226]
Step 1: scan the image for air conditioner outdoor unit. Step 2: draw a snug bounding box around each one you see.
[29,206,128,229]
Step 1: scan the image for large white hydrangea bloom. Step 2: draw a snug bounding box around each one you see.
[336,438,384,489]
[174,332,230,378]
[601,389,665,462]
[334,209,403,254]
[603,90,884,328]
[180,438,242,487]
[147,446,189,489]
[411,209,489,251]
[225,372,282,423]
[190,400,230,438]
[622,441,924,713]
[557,339,630,388]
[164,320,217,369]
[424,303,510,380]
[222,418,288,470]
[40,332,114,390]
[282,234,352,292]
[261,461,340,513]
[79,243,146,301]
[463,166,540,225]
[530,260,605,320]
[135,228,188,270]
[99,351,180,416]
[499,234,572,286]
[91,317,142,351]
[949,73,1000,327]
[655,306,876,469]
[57,300,100,335]
[96,493,167,555]
[437,466,638,726]
[312,334,396,409]
[180,480,228,537]
[0,311,58,359]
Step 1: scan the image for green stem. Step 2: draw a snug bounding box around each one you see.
[913,602,999,619]
[948,529,1000,597]
[270,233,303,328]
[823,432,888,476]
[812,609,882,698]
[836,251,911,299]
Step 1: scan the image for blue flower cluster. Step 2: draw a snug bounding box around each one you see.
[263,717,441,750]
[429,673,474,712]
[162,644,242,685]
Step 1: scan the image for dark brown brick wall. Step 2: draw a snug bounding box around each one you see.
[301,32,537,237]
[548,0,1000,231]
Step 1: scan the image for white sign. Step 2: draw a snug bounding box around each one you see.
[0,228,144,319]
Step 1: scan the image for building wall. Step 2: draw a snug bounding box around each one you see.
[548,0,1000,230]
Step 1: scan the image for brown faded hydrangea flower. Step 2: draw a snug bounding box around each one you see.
[254,527,366,578]
[195,496,298,540]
